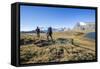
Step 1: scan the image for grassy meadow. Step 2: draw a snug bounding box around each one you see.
[20,31,96,64]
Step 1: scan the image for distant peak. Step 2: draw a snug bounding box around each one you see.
[78,22,86,26]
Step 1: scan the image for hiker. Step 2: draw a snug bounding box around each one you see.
[35,26,40,38]
[47,27,53,41]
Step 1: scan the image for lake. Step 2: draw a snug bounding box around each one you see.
[84,32,95,40]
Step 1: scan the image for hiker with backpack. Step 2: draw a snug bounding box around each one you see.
[35,26,40,38]
[47,27,53,41]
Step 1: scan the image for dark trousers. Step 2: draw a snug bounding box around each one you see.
[37,33,40,38]
[47,34,53,40]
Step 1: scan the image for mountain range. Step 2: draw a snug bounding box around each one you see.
[21,22,95,33]
[73,22,95,31]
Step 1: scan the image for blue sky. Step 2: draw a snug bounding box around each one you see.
[20,5,95,31]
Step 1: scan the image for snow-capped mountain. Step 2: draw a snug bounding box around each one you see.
[73,22,95,31]
[77,22,86,26]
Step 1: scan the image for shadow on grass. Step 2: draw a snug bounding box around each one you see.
[20,37,73,47]
[34,40,55,47]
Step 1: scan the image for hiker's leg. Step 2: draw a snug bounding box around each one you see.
[36,33,38,37]
[50,34,53,41]
[47,34,49,40]
[38,33,40,38]
[37,33,40,39]
[37,33,39,38]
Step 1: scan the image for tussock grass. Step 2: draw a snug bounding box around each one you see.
[20,32,95,64]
